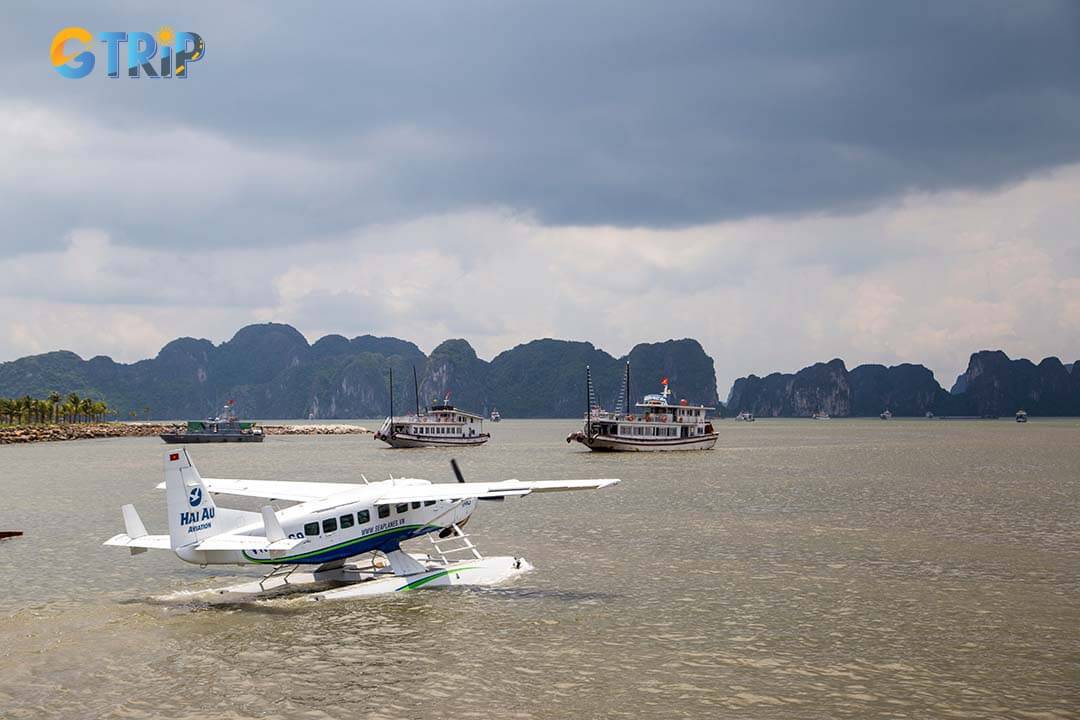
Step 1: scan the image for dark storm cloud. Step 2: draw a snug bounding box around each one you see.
[2,1,1078,253]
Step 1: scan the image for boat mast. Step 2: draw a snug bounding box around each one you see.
[413,365,420,417]
[388,366,394,419]
[625,361,631,417]
[585,365,593,438]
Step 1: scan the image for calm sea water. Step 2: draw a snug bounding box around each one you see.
[1,419,1077,719]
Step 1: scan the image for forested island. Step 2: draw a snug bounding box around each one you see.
[1,323,1076,419]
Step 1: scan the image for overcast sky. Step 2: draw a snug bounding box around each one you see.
[2,1,1078,395]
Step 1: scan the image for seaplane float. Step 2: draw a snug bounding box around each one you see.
[105,449,618,601]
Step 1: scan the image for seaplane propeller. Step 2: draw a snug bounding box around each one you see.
[451,458,503,502]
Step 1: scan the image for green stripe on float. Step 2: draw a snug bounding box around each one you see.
[397,566,477,592]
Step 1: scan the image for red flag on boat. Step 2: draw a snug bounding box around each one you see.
[661,377,669,385]
[169,452,180,462]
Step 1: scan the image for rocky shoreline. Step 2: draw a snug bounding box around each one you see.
[0,422,371,445]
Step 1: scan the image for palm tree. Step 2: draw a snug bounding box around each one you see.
[0,398,12,424]
[48,391,61,423]
[80,398,95,423]
[67,393,80,423]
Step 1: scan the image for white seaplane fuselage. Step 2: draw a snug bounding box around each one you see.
[177,492,475,567]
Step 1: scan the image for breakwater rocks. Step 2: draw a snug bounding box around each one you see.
[264,424,371,435]
[0,423,371,444]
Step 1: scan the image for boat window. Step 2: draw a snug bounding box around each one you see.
[357,509,370,524]
[377,505,390,519]
[304,522,319,536]
[424,500,436,507]
[322,517,337,533]
[339,513,354,529]
[395,503,409,514]
[411,501,421,509]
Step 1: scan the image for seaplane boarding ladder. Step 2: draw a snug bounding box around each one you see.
[427,523,483,564]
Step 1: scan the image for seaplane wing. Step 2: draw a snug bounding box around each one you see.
[372,478,620,505]
[155,477,362,502]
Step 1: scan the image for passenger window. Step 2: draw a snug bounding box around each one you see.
[322,517,337,533]
[411,501,421,509]
[339,514,354,529]
[424,500,436,507]
[377,505,390,519]
[303,522,319,536]
[395,503,409,514]
[358,509,370,524]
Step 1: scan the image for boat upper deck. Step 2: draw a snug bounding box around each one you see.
[390,404,486,426]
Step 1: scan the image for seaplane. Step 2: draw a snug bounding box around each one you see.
[104,448,618,600]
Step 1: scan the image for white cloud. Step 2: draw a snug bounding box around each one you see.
[2,165,1078,395]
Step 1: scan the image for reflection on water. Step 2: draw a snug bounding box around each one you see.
[1,419,1077,718]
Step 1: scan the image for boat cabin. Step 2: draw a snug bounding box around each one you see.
[382,403,487,440]
[586,386,715,441]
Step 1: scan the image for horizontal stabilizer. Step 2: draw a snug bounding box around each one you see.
[103,533,172,552]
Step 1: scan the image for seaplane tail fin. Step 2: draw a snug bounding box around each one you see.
[165,448,222,549]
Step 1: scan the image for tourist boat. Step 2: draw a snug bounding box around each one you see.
[160,402,264,443]
[880,409,893,420]
[812,411,830,420]
[490,408,502,422]
[1015,409,1028,423]
[374,367,490,448]
[734,411,755,422]
[566,364,717,451]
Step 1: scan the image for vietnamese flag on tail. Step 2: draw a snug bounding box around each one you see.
[661,377,669,385]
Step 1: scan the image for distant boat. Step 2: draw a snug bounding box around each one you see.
[880,409,893,420]
[566,363,717,451]
[374,367,490,448]
[1015,409,1028,423]
[925,411,935,419]
[160,402,264,443]
[734,411,755,422]
[812,411,830,420]
[490,408,502,422]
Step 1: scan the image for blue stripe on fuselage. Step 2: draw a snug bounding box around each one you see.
[243,524,437,565]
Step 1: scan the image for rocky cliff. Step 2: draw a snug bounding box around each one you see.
[727,359,851,417]
[0,324,719,419]
[729,350,1080,417]
[949,350,1080,416]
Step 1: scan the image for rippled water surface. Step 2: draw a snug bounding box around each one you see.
[1,419,1078,719]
